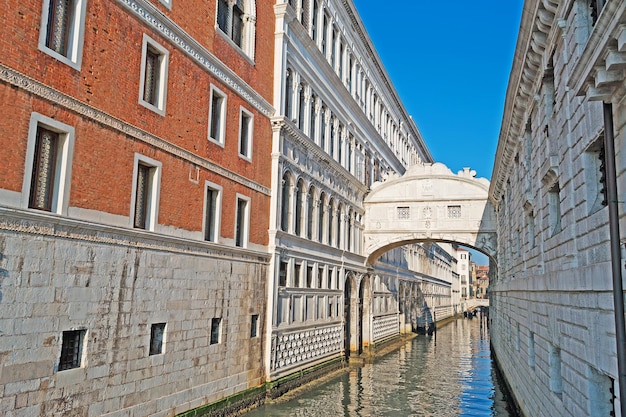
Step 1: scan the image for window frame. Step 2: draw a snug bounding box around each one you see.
[210,317,222,345]
[238,106,254,160]
[250,314,259,338]
[234,194,250,248]
[149,323,166,356]
[203,181,223,243]
[138,34,169,115]
[38,0,87,70]
[208,85,228,146]
[22,113,75,216]
[215,0,256,60]
[130,153,162,231]
[58,329,87,372]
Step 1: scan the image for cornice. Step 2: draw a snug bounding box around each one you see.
[273,116,368,205]
[116,0,274,118]
[489,0,559,204]
[568,0,626,100]
[0,64,271,196]
[281,11,411,176]
[339,0,433,164]
[0,206,270,264]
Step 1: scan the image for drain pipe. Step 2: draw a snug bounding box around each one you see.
[603,102,626,417]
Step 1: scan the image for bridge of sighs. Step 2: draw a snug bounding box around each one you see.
[344,163,497,354]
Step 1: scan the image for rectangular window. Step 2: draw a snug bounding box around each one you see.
[139,35,169,115]
[294,263,302,287]
[29,127,59,212]
[548,182,562,236]
[209,86,227,145]
[397,206,410,220]
[279,260,287,287]
[238,108,253,159]
[306,265,313,287]
[204,183,222,242]
[23,114,75,215]
[210,318,221,344]
[235,196,250,247]
[250,314,259,338]
[131,154,161,231]
[59,329,85,371]
[134,164,150,229]
[39,0,86,69]
[149,323,166,355]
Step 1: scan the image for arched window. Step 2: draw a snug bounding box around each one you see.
[298,83,306,131]
[295,179,305,236]
[216,0,256,59]
[327,198,334,246]
[284,69,293,119]
[306,186,315,239]
[281,172,293,232]
[320,105,326,150]
[310,94,317,141]
[336,203,343,249]
[346,208,352,251]
[318,192,325,243]
[329,118,335,158]
[312,0,319,42]
[338,125,343,164]
[300,0,310,30]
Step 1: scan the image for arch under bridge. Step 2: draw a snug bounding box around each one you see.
[343,163,497,356]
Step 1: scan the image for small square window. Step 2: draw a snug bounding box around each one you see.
[39,0,87,69]
[149,323,166,355]
[250,314,259,338]
[139,34,169,115]
[238,108,253,159]
[59,329,85,371]
[131,154,162,231]
[210,318,222,345]
[209,86,227,145]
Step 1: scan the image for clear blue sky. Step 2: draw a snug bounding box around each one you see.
[352,0,524,181]
[352,1,524,265]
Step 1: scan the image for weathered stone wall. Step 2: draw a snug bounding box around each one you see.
[0,212,267,417]
[490,1,626,416]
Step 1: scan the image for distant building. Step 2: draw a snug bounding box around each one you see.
[490,0,626,416]
[474,265,489,299]
[457,249,472,299]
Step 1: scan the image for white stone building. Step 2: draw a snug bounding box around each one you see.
[457,248,471,300]
[268,0,459,378]
[490,0,626,416]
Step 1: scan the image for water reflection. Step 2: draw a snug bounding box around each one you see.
[245,318,514,417]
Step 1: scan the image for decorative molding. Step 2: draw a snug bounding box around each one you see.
[0,64,271,196]
[270,324,343,371]
[372,314,399,342]
[115,0,274,118]
[0,207,270,264]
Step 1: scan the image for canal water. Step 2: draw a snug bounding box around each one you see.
[245,317,515,417]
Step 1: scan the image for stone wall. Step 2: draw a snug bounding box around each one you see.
[0,211,268,417]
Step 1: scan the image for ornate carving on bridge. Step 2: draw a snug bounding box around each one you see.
[364,163,497,265]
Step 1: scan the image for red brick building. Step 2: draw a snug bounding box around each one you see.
[0,0,274,415]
